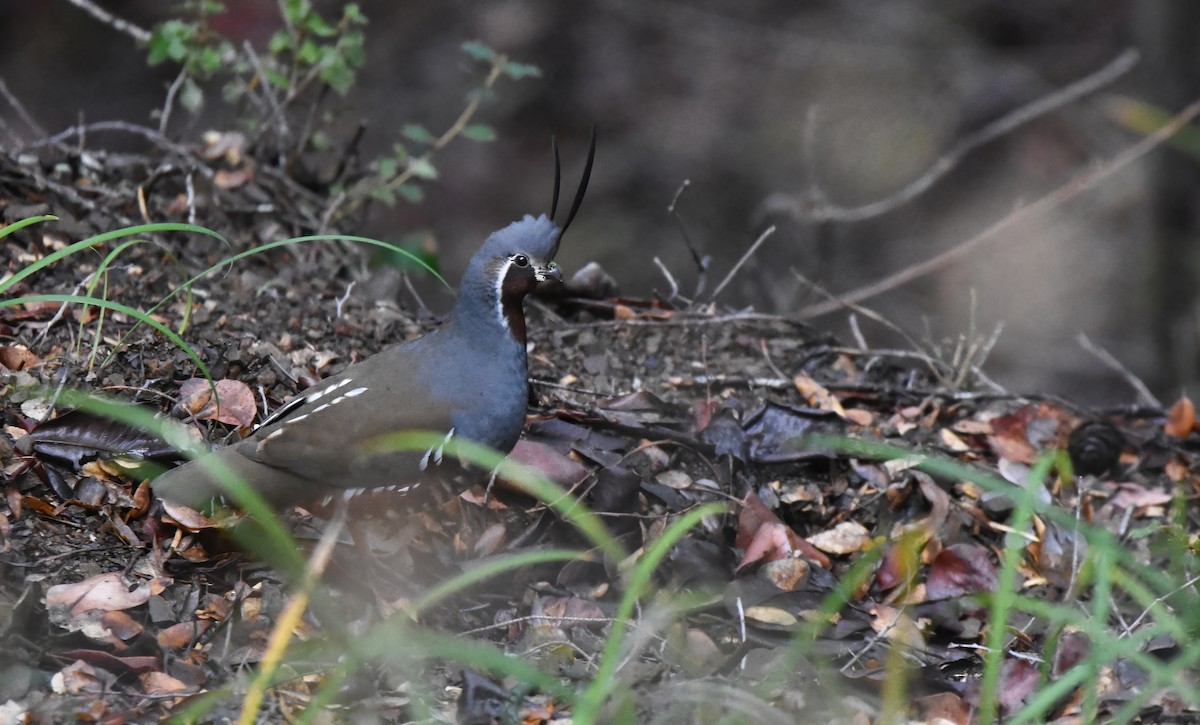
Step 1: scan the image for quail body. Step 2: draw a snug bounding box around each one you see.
[153,214,565,510]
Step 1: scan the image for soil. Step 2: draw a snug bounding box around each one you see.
[2,133,1197,723]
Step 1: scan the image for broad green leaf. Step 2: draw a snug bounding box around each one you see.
[402,124,436,144]
[461,40,496,62]
[406,157,438,180]
[462,124,496,142]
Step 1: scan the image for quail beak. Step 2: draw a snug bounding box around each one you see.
[534,262,563,285]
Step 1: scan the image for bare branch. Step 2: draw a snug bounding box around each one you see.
[62,0,151,43]
[771,48,1140,224]
[799,98,1200,319]
[1077,333,1161,407]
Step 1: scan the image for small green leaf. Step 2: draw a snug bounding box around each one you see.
[402,124,436,144]
[180,77,205,112]
[309,130,330,151]
[501,60,541,80]
[305,14,336,37]
[343,4,366,25]
[406,157,438,180]
[268,30,292,54]
[398,184,424,203]
[376,157,398,178]
[370,186,396,205]
[462,124,497,142]
[320,60,355,94]
[461,40,496,62]
[392,143,409,163]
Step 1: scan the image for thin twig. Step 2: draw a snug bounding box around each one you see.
[652,256,681,300]
[0,75,47,142]
[710,225,776,301]
[800,98,1200,319]
[779,48,1140,224]
[27,121,214,178]
[1077,332,1161,408]
[157,68,187,136]
[62,0,151,43]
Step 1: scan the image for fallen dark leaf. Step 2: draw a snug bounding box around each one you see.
[56,648,157,676]
[744,402,842,463]
[925,544,999,600]
[22,408,177,469]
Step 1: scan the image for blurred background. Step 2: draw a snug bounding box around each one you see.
[1,0,1198,406]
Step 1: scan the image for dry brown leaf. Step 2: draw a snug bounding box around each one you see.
[140,670,190,696]
[939,427,971,451]
[760,557,810,591]
[177,378,257,427]
[806,520,870,555]
[744,605,798,627]
[869,605,925,648]
[1165,395,1196,438]
[793,371,847,418]
[842,408,874,426]
[0,344,41,371]
[46,572,161,619]
[158,620,211,649]
[655,470,693,489]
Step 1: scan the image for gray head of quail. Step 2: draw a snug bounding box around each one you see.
[154,131,596,510]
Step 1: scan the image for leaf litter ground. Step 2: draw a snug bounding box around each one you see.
[2,143,1200,724]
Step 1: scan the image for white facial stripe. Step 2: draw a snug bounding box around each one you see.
[494,258,513,329]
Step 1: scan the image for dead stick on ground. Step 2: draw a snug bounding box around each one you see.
[238,499,349,725]
[711,225,776,301]
[1077,332,1161,408]
[800,99,1200,319]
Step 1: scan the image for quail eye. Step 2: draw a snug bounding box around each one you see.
[512,254,530,267]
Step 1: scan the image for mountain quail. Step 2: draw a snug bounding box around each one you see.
[154,134,595,510]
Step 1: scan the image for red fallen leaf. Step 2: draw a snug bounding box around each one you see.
[987,403,1076,465]
[1165,395,1196,438]
[925,543,998,600]
[506,439,589,486]
[987,406,1038,464]
[996,657,1040,715]
[0,344,41,371]
[158,620,211,649]
[56,649,158,676]
[1053,631,1091,677]
[177,378,257,427]
[736,492,830,570]
[875,529,929,593]
[692,397,718,432]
